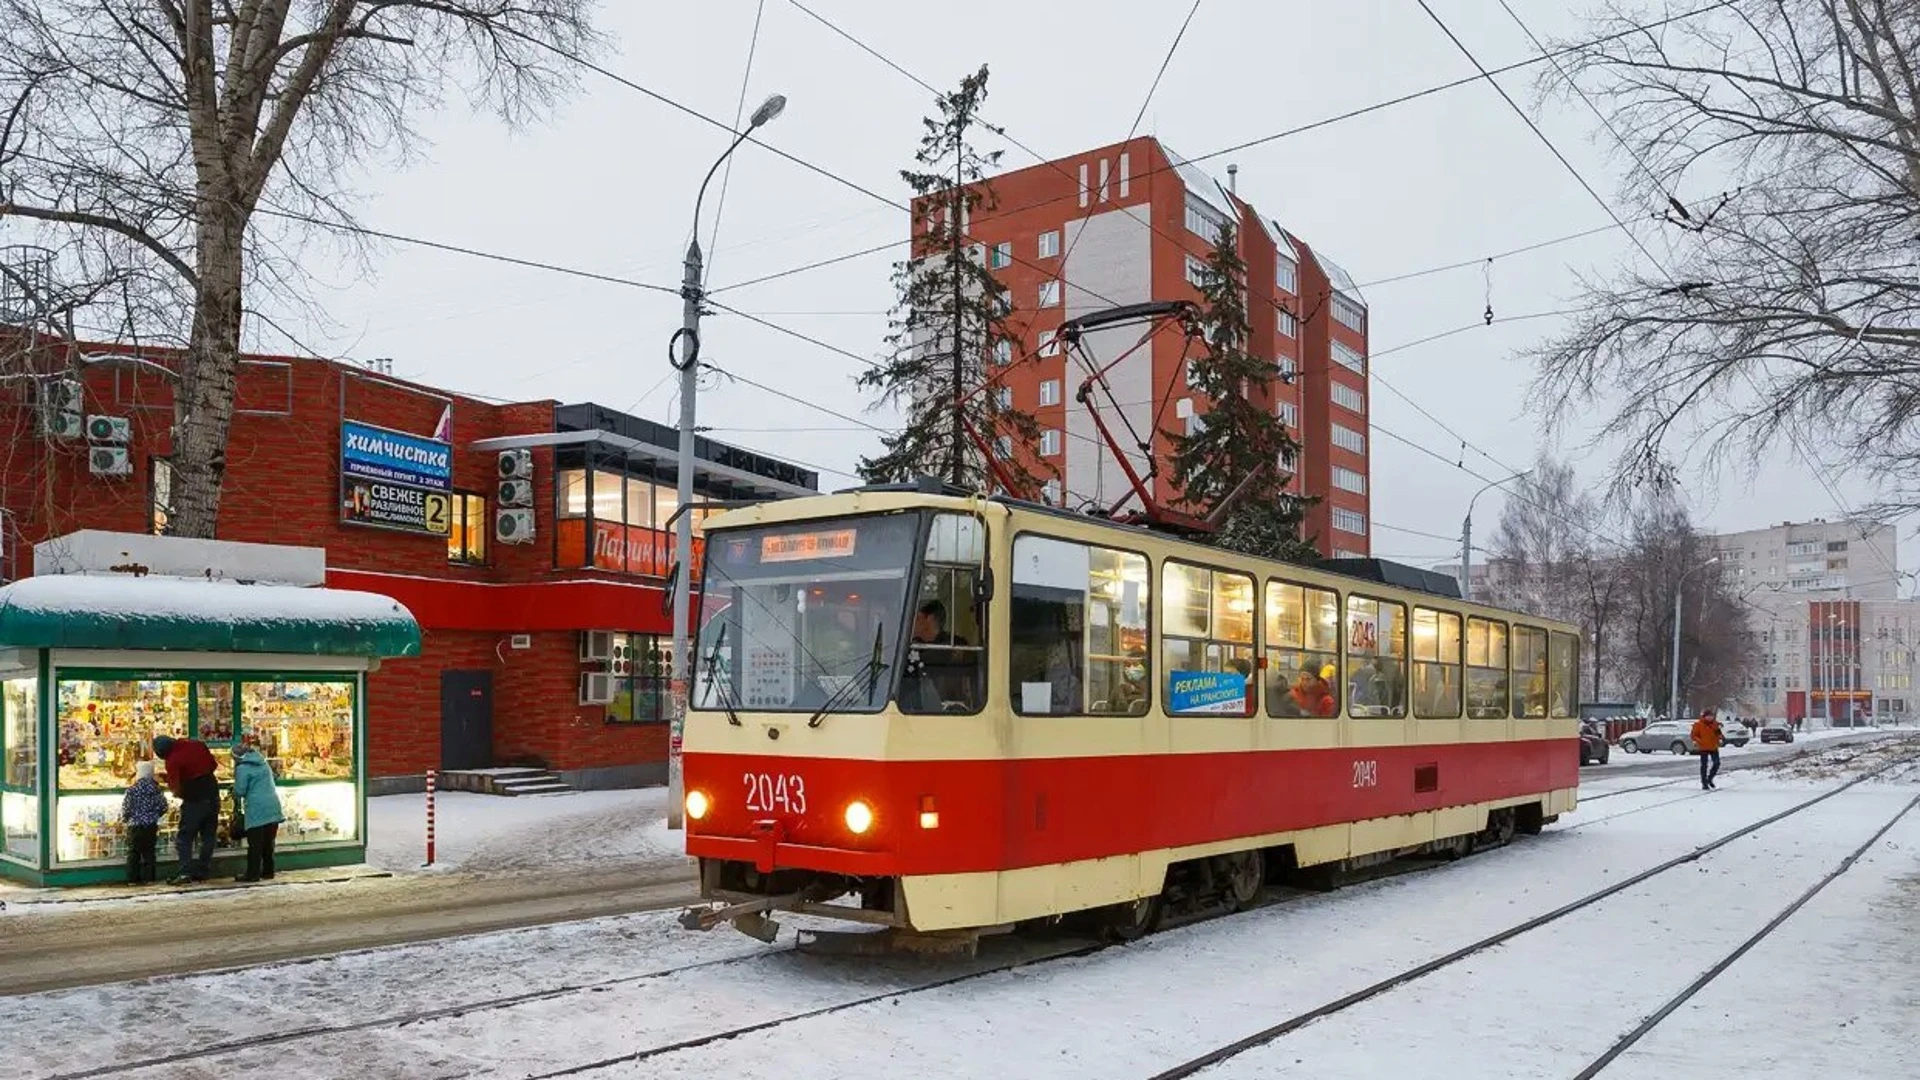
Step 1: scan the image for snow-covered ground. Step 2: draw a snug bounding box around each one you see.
[364,786,690,874]
[6,739,1916,1080]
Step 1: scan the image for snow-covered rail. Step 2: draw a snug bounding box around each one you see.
[1142,739,1920,1080]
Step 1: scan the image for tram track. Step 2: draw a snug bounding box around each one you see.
[1142,739,1920,1080]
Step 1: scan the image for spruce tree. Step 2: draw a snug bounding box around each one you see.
[1167,223,1320,563]
[857,65,1042,492]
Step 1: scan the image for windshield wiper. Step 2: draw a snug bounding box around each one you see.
[702,623,742,726]
[808,622,889,729]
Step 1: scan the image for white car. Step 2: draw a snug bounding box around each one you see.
[1619,720,1698,755]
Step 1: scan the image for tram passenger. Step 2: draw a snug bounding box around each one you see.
[1285,662,1337,718]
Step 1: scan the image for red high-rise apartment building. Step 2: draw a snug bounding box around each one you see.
[937,136,1371,557]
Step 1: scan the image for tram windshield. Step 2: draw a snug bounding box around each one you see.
[693,512,921,714]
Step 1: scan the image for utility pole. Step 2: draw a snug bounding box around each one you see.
[666,94,786,829]
[1459,470,1531,602]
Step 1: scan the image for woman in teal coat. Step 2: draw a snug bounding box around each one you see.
[231,738,285,882]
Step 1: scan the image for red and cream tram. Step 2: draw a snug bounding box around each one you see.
[679,485,1580,941]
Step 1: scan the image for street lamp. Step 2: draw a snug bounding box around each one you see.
[667,92,787,830]
[1669,556,1721,719]
[1459,470,1532,602]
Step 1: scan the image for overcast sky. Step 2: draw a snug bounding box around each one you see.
[269,0,1911,590]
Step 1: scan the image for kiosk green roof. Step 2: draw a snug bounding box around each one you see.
[0,574,421,657]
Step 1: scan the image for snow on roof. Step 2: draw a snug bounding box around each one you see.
[1318,253,1366,305]
[1162,145,1235,220]
[0,574,422,657]
[1263,219,1300,263]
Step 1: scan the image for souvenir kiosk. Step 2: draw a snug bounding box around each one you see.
[0,532,419,886]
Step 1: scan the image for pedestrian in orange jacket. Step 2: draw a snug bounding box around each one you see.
[1691,709,1723,790]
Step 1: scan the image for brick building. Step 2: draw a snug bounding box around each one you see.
[1,337,815,790]
[939,135,1372,557]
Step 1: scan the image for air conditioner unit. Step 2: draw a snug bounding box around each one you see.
[89,446,131,477]
[498,478,533,507]
[494,508,535,544]
[498,448,533,479]
[578,671,616,706]
[39,409,83,440]
[38,377,83,414]
[579,630,614,663]
[85,415,131,443]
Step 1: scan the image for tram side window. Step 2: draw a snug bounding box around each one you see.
[1413,607,1463,719]
[1346,596,1408,718]
[1161,562,1257,717]
[902,513,987,715]
[1009,536,1151,716]
[1266,581,1341,718]
[1512,626,1550,718]
[1548,631,1579,719]
[1466,617,1509,718]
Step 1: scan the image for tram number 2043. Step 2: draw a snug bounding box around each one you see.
[743,772,808,813]
[1351,759,1379,789]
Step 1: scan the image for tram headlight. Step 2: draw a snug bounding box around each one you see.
[844,799,875,835]
[685,790,711,821]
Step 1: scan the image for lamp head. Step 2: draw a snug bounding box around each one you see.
[749,94,787,129]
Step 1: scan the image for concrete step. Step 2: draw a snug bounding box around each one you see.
[497,781,573,797]
[439,768,572,797]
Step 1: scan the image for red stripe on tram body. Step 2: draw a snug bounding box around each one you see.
[684,739,1575,877]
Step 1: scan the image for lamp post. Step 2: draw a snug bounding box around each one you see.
[667,93,787,830]
[1459,470,1532,602]
[1669,556,1721,720]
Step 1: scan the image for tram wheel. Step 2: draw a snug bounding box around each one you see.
[1100,895,1165,942]
[1218,850,1265,910]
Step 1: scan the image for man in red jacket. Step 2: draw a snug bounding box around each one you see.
[151,735,220,883]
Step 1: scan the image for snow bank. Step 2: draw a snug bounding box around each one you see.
[365,786,690,873]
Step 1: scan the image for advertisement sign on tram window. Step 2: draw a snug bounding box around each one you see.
[1167,670,1248,715]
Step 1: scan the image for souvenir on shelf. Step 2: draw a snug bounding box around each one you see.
[242,682,354,780]
[55,681,189,791]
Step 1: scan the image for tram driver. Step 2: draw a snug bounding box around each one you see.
[905,597,980,711]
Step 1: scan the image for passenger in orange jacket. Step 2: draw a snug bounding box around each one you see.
[1691,709,1723,790]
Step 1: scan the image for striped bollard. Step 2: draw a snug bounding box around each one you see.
[425,769,437,867]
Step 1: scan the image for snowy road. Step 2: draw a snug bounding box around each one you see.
[5,738,1916,1080]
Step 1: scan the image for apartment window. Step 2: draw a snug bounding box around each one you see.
[1038,329,1060,356]
[1334,548,1365,559]
[1332,466,1366,495]
[1278,310,1297,338]
[1039,379,1062,407]
[1280,446,1298,472]
[1347,596,1407,717]
[1828,540,1849,552]
[1162,562,1258,716]
[1278,401,1299,427]
[994,436,1013,460]
[1185,255,1209,289]
[1039,280,1062,308]
[993,290,1013,315]
[1332,293,1366,332]
[1332,508,1367,535]
[989,242,1012,269]
[1331,382,1365,414]
[1040,429,1063,458]
[1009,536,1150,715]
[1278,357,1297,381]
[1038,231,1060,259]
[448,492,488,565]
[1331,423,1366,454]
[993,339,1013,366]
[1185,361,1203,390]
[1276,255,1299,294]
[1185,194,1227,242]
[1041,479,1062,505]
[1332,341,1365,374]
[1265,580,1341,717]
[996,387,1013,409]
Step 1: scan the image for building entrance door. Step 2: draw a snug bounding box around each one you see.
[439,670,494,770]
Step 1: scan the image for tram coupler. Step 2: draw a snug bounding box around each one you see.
[678,890,803,937]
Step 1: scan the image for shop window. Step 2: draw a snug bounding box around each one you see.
[1549,631,1580,718]
[624,477,652,527]
[57,680,189,792]
[557,468,587,518]
[241,681,354,780]
[1265,581,1341,718]
[3,675,39,862]
[607,633,671,723]
[902,513,988,714]
[198,682,236,781]
[590,468,624,523]
[1346,596,1407,717]
[1413,607,1463,718]
[1161,562,1256,716]
[1466,617,1508,718]
[1009,536,1150,716]
[448,492,488,565]
[1512,626,1549,718]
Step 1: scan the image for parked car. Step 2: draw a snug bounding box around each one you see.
[1619,719,1698,755]
[1760,720,1795,744]
[1719,717,1751,748]
[1578,722,1611,766]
